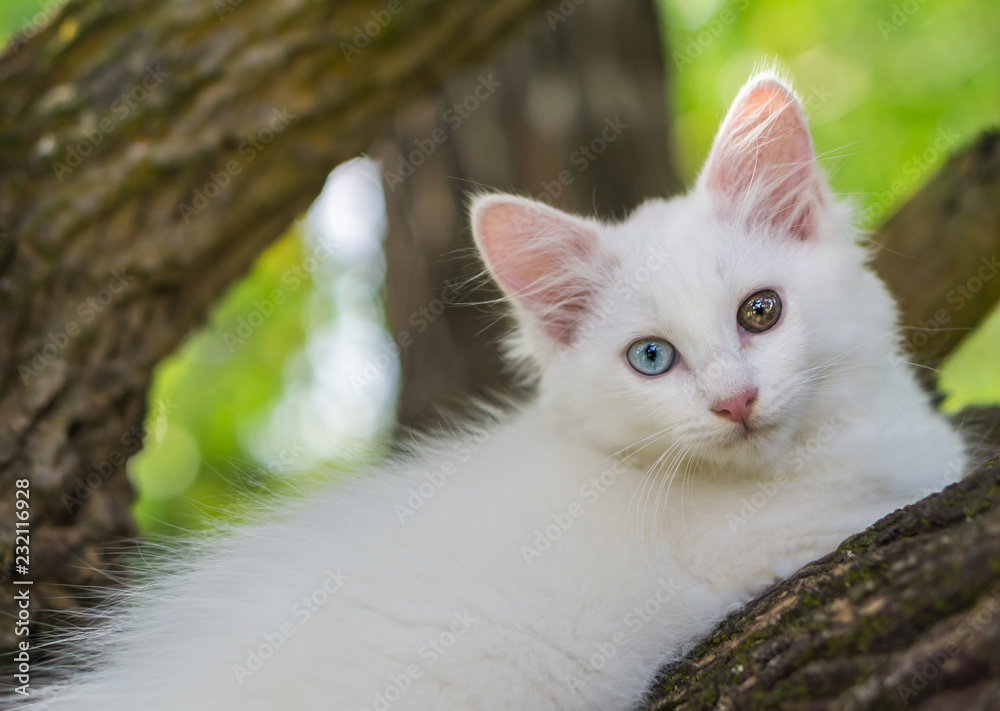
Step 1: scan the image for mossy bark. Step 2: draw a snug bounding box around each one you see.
[0,0,555,657]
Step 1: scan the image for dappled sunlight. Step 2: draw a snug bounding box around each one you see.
[248,158,397,474]
[129,159,395,532]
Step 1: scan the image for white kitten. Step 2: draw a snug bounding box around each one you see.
[26,71,965,711]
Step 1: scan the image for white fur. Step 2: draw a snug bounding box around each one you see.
[24,71,966,711]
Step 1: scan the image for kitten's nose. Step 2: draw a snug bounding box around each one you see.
[712,388,757,427]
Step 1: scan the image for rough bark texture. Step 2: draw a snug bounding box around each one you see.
[377,0,679,427]
[872,130,1000,384]
[0,0,555,656]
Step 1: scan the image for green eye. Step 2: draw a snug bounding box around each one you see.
[738,289,782,333]
[626,338,676,376]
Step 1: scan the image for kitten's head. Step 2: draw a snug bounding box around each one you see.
[471,72,898,471]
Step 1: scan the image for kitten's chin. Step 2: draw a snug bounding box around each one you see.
[739,420,782,441]
[711,420,791,465]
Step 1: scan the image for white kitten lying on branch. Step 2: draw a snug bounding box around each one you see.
[27,71,965,711]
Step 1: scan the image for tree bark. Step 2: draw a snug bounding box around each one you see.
[377,0,679,427]
[872,130,1000,385]
[0,0,556,656]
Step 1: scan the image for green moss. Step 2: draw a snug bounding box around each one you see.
[988,551,1000,573]
[843,564,878,587]
[799,590,824,607]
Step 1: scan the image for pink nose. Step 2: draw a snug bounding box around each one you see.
[712,388,757,427]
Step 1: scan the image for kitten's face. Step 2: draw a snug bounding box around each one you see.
[536,195,891,469]
[473,72,897,472]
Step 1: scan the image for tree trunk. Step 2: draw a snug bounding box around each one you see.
[376,0,679,427]
[0,0,556,657]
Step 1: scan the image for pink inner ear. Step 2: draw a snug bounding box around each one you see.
[702,79,823,241]
[474,198,603,345]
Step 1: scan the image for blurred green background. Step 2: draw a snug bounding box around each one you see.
[5,0,999,533]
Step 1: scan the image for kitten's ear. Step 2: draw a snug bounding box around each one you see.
[471,195,607,346]
[697,74,824,241]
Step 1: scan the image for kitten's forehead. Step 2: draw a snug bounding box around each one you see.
[603,197,788,350]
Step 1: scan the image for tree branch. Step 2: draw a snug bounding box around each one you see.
[872,130,1000,382]
[0,0,554,655]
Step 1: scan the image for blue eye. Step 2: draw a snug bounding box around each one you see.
[626,338,676,376]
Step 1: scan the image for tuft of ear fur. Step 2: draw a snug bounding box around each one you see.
[471,194,608,346]
[697,71,825,241]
